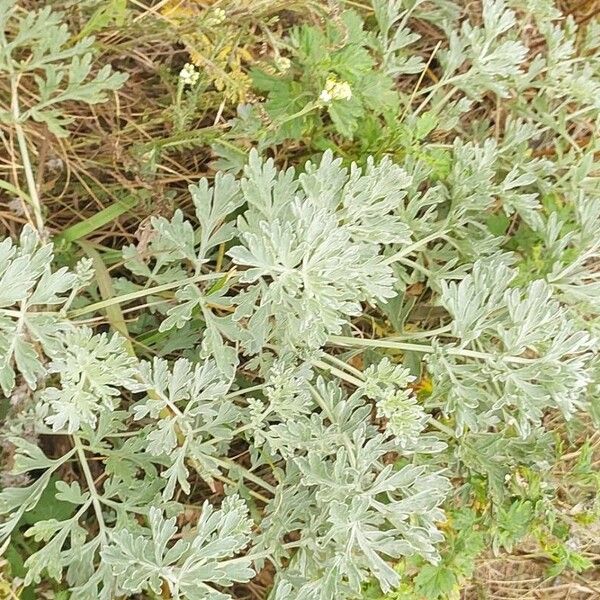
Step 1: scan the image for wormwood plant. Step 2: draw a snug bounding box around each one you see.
[1,0,600,599]
[1,145,599,597]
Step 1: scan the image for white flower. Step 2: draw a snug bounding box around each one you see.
[179,63,200,86]
[275,55,291,73]
[211,8,226,25]
[319,88,333,103]
[319,77,352,104]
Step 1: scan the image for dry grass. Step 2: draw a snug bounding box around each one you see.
[465,559,600,600]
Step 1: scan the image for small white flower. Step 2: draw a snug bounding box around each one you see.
[319,77,352,104]
[275,55,291,73]
[179,63,200,86]
[212,8,226,25]
[319,89,333,103]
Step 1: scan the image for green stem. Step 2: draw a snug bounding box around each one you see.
[68,272,229,318]
[328,335,535,365]
[226,384,266,398]
[212,456,277,495]
[397,256,435,278]
[385,230,448,265]
[213,472,270,504]
[389,324,453,340]
[428,418,457,438]
[74,437,108,542]
[320,353,365,379]
[312,358,364,387]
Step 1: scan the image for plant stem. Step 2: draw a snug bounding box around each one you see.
[213,472,270,504]
[389,324,453,340]
[68,271,231,318]
[428,418,457,438]
[226,384,266,398]
[10,75,44,234]
[328,335,535,365]
[320,353,365,379]
[212,456,277,495]
[312,358,364,387]
[385,230,447,265]
[74,436,108,542]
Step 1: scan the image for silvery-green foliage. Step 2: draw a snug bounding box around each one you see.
[430,256,596,435]
[41,328,138,432]
[0,0,127,136]
[131,357,239,498]
[544,194,600,312]
[2,130,599,598]
[228,150,408,350]
[371,0,424,77]
[439,0,528,98]
[3,1,600,593]
[1,410,162,596]
[444,136,546,231]
[362,359,428,450]
[457,427,554,499]
[102,498,254,600]
[0,438,75,551]
[1,149,454,600]
[0,225,92,396]
[141,172,244,281]
[257,380,449,598]
[248,355,314,451]
[534,18,600,109]
[412,0,461,34]
[391,137,532,290]
[123,172,243,289]
[0,365,248,599]
[123,172,246,376]
[509,0,561,22]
